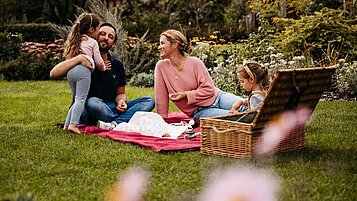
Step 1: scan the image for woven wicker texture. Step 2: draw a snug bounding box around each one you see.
[200,66,337,158]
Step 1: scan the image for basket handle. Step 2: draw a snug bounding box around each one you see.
[201,126,236,134]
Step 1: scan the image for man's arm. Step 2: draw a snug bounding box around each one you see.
[115,86,127,103]
[49,55,90,79]
[115,86,127,112]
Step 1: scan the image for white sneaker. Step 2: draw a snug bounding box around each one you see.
[97,120,116,130]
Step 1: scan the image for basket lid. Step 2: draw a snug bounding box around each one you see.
[252,66,337,130]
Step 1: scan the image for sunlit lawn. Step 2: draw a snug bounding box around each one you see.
[0,80,356,201]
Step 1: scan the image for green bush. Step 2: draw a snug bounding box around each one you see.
[0,23,58,42]
[336,61,357,98]
[0,31,23,62]
[191,44,245,95]
[128,72,154,87]
[275,8,357,63]
[121,40,159,80]
[0,53,61,81]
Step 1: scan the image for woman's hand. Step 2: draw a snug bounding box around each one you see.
[169,92,187,101]
[116,99,127,113]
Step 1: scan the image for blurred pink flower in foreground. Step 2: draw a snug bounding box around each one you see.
[198,166,280,201]
[257,107,312,156]
[105,167,149,201]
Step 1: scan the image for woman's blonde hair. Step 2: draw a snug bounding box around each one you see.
[63,13,100,60]
[160,29,192,56]
[237,60,270,89]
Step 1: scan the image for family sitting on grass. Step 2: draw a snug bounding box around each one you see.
[50,13,269,134]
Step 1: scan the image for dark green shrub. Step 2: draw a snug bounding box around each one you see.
[0,53,62,81]
[275,8,357,63]
[128,72,154,87]
[0,31,23,62]
[0,23,58,42]
[117,37,160,80]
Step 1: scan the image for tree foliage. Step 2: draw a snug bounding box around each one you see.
[274,8,357,63]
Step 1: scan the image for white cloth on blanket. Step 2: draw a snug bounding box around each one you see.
[113,112,188,139]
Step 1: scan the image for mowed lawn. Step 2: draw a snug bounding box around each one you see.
[0,80,356,201]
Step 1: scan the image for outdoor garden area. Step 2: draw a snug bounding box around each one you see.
[0,0,356,200]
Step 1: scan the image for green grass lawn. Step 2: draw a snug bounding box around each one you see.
[0,80,356,201]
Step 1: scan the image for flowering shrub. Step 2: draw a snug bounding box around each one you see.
[191,31,226,45]
[191,44,245,95]
[0,39,64,81]
[336,60,357,98]
[21,39,64,58]
[191,42,357,99]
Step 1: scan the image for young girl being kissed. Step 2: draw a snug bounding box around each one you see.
[230,61,270,114]
[62,12,109,133]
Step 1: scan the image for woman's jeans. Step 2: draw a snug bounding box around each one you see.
[80,96,155,125]
[192,91,242,120]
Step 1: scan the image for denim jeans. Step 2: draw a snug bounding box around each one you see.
[192,91,242,120]
[80,96,155,125]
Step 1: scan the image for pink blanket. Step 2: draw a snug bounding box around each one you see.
[78,112,201,152]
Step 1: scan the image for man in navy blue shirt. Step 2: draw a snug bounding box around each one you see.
[50,23,155,129]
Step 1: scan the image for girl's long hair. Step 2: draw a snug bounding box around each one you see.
[63,13,100,60]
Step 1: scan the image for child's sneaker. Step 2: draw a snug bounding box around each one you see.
[97,120,116,130]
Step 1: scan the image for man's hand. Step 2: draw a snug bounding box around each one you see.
[79,55,92,69]
[169,92,187,101]
[116,99,127,113]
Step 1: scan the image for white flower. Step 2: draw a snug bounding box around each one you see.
[213,67,220,72]
[267,46,275,52]
[270,54,277,59]
[276,53,284,59]
[292,56,300,61]
[288,61,295,65]
[279,59,287,65]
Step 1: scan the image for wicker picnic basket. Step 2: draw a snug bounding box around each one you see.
[200,66,337,158]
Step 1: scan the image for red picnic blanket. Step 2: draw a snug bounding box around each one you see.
[78,112,201,152]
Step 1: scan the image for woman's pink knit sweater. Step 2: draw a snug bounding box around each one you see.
[154,56,221,117]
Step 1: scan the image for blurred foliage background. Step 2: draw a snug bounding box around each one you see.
[1,0,356,42]
[0,0,356,99]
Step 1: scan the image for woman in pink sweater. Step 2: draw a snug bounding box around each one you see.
[154,29,243,120]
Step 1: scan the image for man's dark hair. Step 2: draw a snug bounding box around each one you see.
[100,22,118,43]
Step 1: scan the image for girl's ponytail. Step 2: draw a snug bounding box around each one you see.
[261,66,270,90]
[63,21,82,59]
[63,13,100,60]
